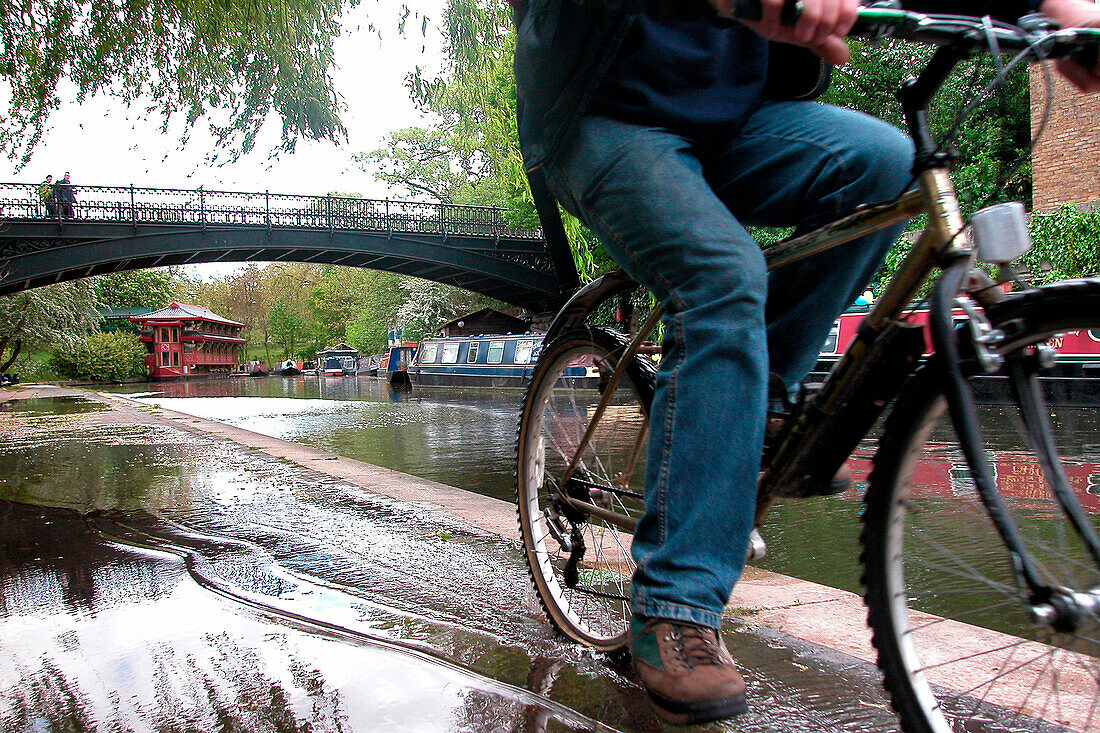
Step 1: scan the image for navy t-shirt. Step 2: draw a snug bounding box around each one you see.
[591,14,769,132]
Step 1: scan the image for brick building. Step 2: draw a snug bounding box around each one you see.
[1030,70,1100,212]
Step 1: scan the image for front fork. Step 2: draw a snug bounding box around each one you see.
[930,263,1100,631]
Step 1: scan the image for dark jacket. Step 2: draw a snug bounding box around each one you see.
[513,0,1041,291]
[514,0,1040,174]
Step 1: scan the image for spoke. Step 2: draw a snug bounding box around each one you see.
[1008,359,1100,568]
[904,597,1021,633]
[519,332,650,646]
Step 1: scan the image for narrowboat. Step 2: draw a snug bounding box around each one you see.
[361,353,385,377]
[815,302,1100,403]
[316,343,360,377]
[319,356,357,377]
[409,334,542,388]
[274,359,302,376]
[378,341,418,388]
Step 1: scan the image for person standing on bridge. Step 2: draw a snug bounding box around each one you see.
[55,172,77,219]
[513,0,1100,725]
[38,175,55,218]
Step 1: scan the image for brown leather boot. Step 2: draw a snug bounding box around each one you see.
[630,616,747,725]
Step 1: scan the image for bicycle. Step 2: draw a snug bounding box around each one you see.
[514,6,1100,732]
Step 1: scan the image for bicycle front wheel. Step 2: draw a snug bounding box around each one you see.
[516,326,655,650]
[863,281,1100,733]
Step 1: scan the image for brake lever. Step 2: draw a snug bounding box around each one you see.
[1019,12,1099,68]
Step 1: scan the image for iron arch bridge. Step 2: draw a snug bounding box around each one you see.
[0,183,569,312]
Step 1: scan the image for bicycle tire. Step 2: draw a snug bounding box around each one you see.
[516,326,656,650]
[862,280,1100,733]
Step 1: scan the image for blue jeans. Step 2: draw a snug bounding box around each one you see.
[545,101,914,628]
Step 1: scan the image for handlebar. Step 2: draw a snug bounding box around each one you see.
[732,1,1100,61]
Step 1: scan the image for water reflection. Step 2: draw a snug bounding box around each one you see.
[113,377,524,502]
[760,402,1100,597]
[0,489,607,731]
[0,394,905,731]
[107,379,1100,607]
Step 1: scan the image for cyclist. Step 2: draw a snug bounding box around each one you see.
[513,0,1100,725]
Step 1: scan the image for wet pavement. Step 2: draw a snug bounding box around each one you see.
[0,386,902,732]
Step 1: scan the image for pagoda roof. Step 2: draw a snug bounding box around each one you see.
[130,302,243,327]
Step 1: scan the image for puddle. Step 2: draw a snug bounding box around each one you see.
[0,394,904,731]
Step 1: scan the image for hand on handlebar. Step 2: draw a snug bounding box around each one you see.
[711,0,859,65]
[1041,0,1100,92]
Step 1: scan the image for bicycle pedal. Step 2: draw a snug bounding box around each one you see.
[746,528,767,562]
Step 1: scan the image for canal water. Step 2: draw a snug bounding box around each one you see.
[103,375,1100,618]
[111,376,525,504]
[1,377,1097,731]
[0,387,901,732]
[106,376,875,594]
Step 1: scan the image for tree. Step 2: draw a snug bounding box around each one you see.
[0,281,100,371]
[355,126,480,204]
[268,299,305,360]
[344,271,405,353]
[365,0,606,279]
[306,266,379,348]
[93,269,178,309]
[1,0,360,167]
[395,276,497,342]
[52,331,148,382]
[823,39,1033,215]
[263,262,323,359]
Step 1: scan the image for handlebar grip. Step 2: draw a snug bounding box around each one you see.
[731,0,802,26]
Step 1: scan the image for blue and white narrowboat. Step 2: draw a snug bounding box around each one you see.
[379,341,418,388]
[410,334,542,387]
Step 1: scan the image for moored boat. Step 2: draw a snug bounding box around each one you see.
[815,302,1100,403]
[316,343,359,377]
[274,359,302,376]
[320,356,354,377]
[379,341,418,389]
[409,333,542,388]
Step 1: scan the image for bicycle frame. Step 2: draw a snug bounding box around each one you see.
[516,10,1100,722]
[544,32,999,519]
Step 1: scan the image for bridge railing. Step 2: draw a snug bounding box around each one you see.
[0,182,543,241]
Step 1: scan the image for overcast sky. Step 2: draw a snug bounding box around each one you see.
[2,1,446,201]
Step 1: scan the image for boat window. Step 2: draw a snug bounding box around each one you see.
[441,342,460,364]
[515,340,535,364]
[487,341,505,364]
[420,343,438,363]
[467,342,479,363]
[821,321,839,355]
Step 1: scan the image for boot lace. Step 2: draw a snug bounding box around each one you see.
[666,624,727,669]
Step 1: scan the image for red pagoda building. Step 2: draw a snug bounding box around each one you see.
[130,303,246,378]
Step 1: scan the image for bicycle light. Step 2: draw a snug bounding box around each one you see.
[969,201,1033,264]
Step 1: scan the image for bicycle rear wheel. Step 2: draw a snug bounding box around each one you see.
[516,326,655,650]
[863,282,1100,733]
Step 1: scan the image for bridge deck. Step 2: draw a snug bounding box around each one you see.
[0,183,566,311]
